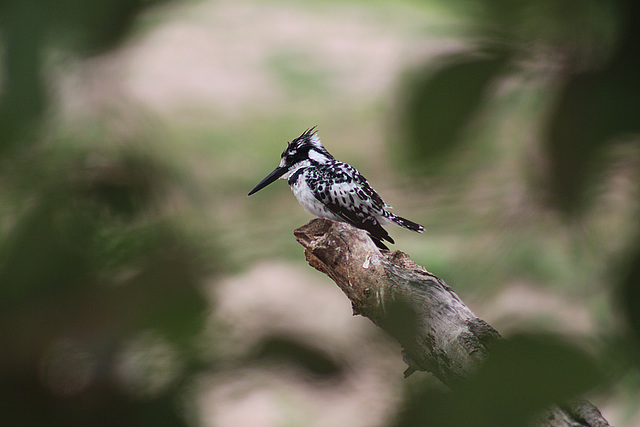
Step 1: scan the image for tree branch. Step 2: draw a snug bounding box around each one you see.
[294,218,609,427]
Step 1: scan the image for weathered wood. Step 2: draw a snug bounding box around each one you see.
[294,217,499,384]
[294,218,609,427]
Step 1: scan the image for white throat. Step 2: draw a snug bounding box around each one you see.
[280,159,310,180]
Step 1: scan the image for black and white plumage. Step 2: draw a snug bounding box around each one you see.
[248,127,424,250]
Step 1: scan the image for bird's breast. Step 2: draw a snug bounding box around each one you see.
[290,173,340,221]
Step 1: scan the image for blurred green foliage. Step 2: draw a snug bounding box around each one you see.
[398,50,511,174]
[0,0,216,426]
[394,0,640,424]
[394,334,603,426]
[1,0,638,425]
[399,0,639,217]
[0,0,172,152]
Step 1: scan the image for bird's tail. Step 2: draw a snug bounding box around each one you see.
[391,215,424,233]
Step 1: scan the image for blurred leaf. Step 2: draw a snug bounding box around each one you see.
[79,150,170,219]
[0,0,48,151]
[543,2,640,216]
[251,335,345,382]
[0,142,212,425]
[51,0,157,56]
[619,233,640,349]
[0,371,190,427]
[0,0,209,425]
[394,334,603,427]
[0,199,95,310]
[481,0,621,55]
[0,145,180,308]
[398,49,510,174]
[0,0,172,151]
[111,233,209,343]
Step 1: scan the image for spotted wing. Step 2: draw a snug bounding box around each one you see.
[313,163,394,247]
[354,169,391,210]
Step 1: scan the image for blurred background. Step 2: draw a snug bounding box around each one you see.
[1,0,639,426]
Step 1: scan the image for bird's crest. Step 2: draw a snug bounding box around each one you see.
[281,126,334,165]
[287,126,320,149]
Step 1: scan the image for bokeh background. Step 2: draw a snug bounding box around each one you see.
[1,0,639,426]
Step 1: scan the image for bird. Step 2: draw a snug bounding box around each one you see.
[247,127,424,250]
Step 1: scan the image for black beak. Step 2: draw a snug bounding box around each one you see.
[248,166,288,196]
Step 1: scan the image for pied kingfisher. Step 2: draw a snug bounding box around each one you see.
[248,127,424,250]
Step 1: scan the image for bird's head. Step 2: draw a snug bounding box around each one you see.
[248,127,333,196]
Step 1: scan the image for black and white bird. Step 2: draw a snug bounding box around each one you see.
[248,127,424,250]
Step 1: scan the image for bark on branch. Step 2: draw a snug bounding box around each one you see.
[294,218,609,427]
